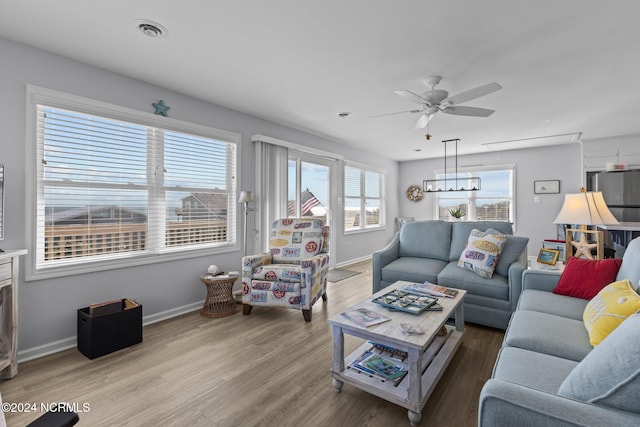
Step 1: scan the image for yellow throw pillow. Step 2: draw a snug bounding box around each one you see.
[583,279,640,346]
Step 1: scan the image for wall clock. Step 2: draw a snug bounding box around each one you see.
[406,185,423,202]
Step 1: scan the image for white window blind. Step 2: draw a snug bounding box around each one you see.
[344,164,385,231]
[35,105,237,271]
[436,166,514,223]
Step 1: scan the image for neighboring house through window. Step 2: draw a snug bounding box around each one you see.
[435,165,515,225]
[344,163,385,232]
[27,87,240,279]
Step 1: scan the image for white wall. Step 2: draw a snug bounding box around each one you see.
[0,38,398,358]
[397,143,583,256]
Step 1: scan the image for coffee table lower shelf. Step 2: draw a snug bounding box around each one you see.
[331,325,464,426]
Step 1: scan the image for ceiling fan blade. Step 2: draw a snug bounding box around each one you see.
[442,106,495,117]
[442,82,502,106]
[414,113,434,129]
[367,109,423,118]
[394,90,431,106]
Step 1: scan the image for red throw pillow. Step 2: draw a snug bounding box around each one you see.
[553,257,623,299]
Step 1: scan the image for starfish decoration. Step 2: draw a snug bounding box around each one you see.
[571,232,597,259]
[152,100,170,116]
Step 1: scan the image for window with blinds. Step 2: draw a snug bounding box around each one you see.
[344,163,385,231]
[436,166,515,224]
[34,104,237,272]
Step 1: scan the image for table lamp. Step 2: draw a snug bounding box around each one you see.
[238,191,254,256]
[553,190,619,259]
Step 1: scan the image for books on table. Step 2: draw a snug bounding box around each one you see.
[341,308,390,328]
[402,282,459,298]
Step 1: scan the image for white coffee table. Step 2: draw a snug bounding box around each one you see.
[328,281,466,426]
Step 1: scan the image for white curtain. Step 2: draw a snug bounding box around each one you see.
[254,140,288,253]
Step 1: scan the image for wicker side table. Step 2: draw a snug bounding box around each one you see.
[199,274,239,318]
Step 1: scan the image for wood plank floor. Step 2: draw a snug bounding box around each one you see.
[1,260,504,426]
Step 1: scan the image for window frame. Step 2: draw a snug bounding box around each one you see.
[25,85,242,281]
[343,161,386,234]
[433,164,516,228]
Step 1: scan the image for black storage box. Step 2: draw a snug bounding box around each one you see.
[77,299,142,359]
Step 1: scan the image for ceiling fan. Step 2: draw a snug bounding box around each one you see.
[381,76,502,129]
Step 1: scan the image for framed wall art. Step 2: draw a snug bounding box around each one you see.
[534,180,560,194]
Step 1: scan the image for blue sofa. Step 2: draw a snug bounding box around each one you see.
[372,220,529,330]
[479,237,640,426]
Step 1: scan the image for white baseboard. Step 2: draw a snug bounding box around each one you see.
[335,255,371,268]
[17,300,204,363]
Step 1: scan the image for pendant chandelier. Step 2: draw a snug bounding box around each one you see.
[423,138,481,192]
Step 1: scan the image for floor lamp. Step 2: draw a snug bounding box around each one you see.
[238,191,254,257]
[553,190,619,259]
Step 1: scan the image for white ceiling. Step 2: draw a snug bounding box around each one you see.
[1,0,639,161]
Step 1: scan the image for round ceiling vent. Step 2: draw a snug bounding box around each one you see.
[134,19,168,38]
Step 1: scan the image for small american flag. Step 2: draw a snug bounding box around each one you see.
[301,189,321,215]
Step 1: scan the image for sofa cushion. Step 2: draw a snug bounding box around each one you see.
[616,236,640,291]
[553,257,622,300]
[438,262,509,300]
[449,221,512,261]
[486,229,529,277]
[558,313,640,414]
[583,279,640,346]
[457,229,506,279]
[517,289,588,321]
[381,257,448,285]
[504,310,592,361]
[398,220,451,262]
[493,347,579,394]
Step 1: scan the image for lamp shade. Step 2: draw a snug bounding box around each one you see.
[553,192,619,225]
[238,190,253,203]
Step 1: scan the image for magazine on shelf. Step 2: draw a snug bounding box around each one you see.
[341,308,390,328]
[372,289,437,314]
[403,282,459,298]
[347,342,408,385]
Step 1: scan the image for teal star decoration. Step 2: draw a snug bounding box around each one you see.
[152,100,170,116]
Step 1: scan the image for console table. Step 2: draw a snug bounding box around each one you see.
[0,249,27,379]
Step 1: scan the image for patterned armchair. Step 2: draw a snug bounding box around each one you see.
[242,218,329,321]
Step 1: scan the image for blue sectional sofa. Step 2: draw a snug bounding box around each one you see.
[479,237,640,426]
[372,220,529,330]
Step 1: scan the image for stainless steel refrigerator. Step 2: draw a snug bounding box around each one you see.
[592,170,640,221]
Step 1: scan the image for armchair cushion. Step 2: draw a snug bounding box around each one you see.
[270,218,325,263]
[247,280,302,307]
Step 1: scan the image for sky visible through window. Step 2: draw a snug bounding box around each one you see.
[437,169,511,208]
[43,107,231,221]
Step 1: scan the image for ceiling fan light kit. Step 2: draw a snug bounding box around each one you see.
[423,138,481,193]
